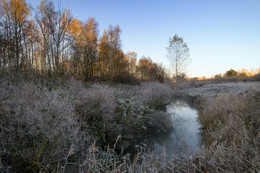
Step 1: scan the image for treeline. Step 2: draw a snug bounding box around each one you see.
[0,0,168,83]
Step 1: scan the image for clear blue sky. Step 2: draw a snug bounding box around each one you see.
[28,0,260,77]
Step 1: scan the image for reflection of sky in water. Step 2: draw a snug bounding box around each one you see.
[152,100,202,157]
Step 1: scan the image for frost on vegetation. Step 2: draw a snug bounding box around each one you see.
[1,78,257,172]
[114,89,153,146]
[76,85,123,148]
[0,79,14,100]
[115,89,150,118]
[77,84,116,121]
[0,81,89,171]
[65,77,85,97]
[200,93,249,129]
[199,92,259,148]
[188,90,260,172]
[138,82,173,108]
[182,81,260,101]
[114,88,173,143]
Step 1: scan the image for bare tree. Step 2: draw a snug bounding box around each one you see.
[0,0,30,71]
[0,0,168,83]
[36,0,72,74]
[166,34,190,82]
[82,17,98,81]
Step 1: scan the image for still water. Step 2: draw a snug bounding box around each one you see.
[151,100,202,157]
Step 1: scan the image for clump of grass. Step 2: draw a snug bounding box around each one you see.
[138,82,173,108]
[0,81,89,172]
[76,84,116,121]
[66,139,260,172]
[75,84,123,148]
[114,88,173,149]
[75,85,174,152]
[199,94,247,127]
[194,91,260,172]
[198,93,258,146]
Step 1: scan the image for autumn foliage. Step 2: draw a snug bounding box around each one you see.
[0,0,168,83]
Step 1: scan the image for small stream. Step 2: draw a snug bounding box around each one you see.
[150,100,202,157]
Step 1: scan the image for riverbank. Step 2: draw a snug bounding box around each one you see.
[178,81,260,171]
[143,81,260,172]
[1,76,259,172]
[178,81,260,103]
[0,76,175,172]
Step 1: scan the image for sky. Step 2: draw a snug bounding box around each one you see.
[27,0,260,77]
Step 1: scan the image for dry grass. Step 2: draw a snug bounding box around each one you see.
[77,91,259,173]
[0,76,259,172]
[0,79,89,172]
[196,91,260,172]
[199,93,259,146]
[138,82,173,108]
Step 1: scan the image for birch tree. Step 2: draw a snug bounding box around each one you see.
[166,34,190,82]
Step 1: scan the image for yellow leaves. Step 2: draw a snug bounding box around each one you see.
[1,0,30,24]
[68,18,83,38]
[68,17,98,47]
[9,0,30,24]
[60,8,72,30]
[83,17,98,43]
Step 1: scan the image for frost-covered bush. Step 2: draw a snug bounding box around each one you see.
[77,84,116,121]
[113,88,173,150]
[114,89,151,149]
[0,79,14,100]
[138,82,173,108]
[76,85,117,145]
[65,77,85,97]
[0,82,89,172]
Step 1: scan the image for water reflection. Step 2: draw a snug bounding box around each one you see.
[151,100,202,157]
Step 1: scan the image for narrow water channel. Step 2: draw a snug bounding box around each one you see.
[151,100,202,157]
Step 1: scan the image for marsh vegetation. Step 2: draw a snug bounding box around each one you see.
[0,0,259,172]
[0,73,259,172]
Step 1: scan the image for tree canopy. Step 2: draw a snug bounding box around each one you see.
[166,34,190,82]
[224,69,238,77]
[0,0,169,83]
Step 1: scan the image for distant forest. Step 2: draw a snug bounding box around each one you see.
[0,0,168,82]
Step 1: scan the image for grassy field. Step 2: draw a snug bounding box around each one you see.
[0,76,259,172]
